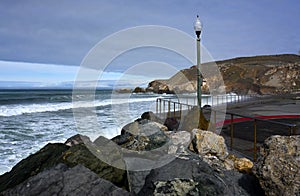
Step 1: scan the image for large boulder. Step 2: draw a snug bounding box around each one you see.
[138,156,264,195]
[189,129,228,160]
[0,143,69,192]
[118,130,192,195]
[189,129,254,173]
[140,111,163,124]
[0,135,128,192]
[1,164,130,196]
[253,135,300,196]
[62,142,128,189]
[112,120,169,151]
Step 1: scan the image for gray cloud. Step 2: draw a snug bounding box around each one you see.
[0,0,299,67]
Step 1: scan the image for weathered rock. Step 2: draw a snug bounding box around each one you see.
[62,143,128,189]
[234,157,253,174]
[138,156,264,195]
[0,143,69,192]
[133,87,145,93]
[124,131,192,194]
[153,178,198,195]
[189,129,228,160]
[115,88,132,93]
[165,131,192,155]
[0,135,128,192]
[145,80,176,94]
[253,135,300,196]
[1,164,130,196]
[113,120,169,151]
[179,106,210,131]
[144,54,300,95]
[164,117,179,131]
[140,111,164,124]
[65,134,91,146]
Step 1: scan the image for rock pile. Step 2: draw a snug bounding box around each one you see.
[189,129,254,173]
[3,114,299,195]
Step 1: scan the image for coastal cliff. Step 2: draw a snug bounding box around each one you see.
[137,54,300,95]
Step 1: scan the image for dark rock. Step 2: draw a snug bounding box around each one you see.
[132,87,145,93]
[164,117,179,131]
[0,143,69,192]
[138,156,264,195]
[1,164,130,196]
[141,111,163,124]
[253,135,300,196]
[0,135,128,192]
[113,120,169,151]
[62,143,128,189]
[65,134,91,146]
[127,169,151,194]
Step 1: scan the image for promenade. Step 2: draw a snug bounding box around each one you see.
[156,94,300,160]
[220,94,300,160]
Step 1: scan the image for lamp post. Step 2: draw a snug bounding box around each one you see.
[194,15,203,112]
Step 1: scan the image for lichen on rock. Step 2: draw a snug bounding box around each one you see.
[253,135,300,196]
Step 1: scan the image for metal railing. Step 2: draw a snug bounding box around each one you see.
[172,94,258,107]
[219,110,298,161]
[155,97,298,161]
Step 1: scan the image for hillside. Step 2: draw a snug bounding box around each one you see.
[142,54,300,95]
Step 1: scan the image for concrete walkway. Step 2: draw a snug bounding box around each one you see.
[219,94,300,160]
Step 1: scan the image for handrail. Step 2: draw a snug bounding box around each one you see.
[204,108,298,128]
[156,97,298,161]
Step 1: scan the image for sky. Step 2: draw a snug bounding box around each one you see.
[0,0,299,88]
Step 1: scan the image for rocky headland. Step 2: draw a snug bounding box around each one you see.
[1,111,299,195]
[134,54,300,95]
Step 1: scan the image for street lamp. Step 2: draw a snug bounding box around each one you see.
[194,15,203,112]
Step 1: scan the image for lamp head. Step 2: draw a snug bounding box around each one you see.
[194,15,202,39]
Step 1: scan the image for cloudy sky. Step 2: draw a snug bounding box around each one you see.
[0,0,299,88]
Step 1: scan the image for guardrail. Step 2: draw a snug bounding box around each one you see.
[218,110,298,161]
[155,94,256,118]
[155,97,298,161]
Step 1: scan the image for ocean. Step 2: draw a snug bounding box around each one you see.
[0,89,176,175]
[0,89,246,175]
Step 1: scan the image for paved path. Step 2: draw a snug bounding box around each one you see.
[219,95,300,160]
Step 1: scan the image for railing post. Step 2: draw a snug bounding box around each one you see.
[168,100,171,117]
[156,99,158,115]
[254,119,257,162]
[179,104,182,119]
[173,102,176,118]
[214,110,217,128]
[293,126,297,135]
[230,114,234,150]
[160,99,162,116]
[163,100,165,116]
